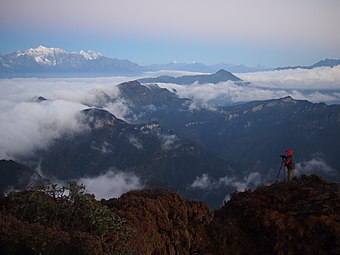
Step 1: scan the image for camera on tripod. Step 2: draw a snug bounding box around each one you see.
[279,155,286,160]
[276,155,287,180]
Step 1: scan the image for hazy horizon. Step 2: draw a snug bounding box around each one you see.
[1,0,340,67]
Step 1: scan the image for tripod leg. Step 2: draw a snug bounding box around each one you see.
[276,161,284,180]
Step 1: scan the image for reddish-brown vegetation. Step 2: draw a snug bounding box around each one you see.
[103,188,213,254]
[1,175,340,255]
[211,175,340,255]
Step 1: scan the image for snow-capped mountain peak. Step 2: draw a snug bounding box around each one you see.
[79,50,102,60]
[1,45,146,76]
[13,45,67,66]
[24,45,66,56]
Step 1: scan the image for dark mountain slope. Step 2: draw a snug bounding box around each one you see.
[115,80,226,133]
[117,80,188,110]
[172,96,340,177]
[111,81,340,179]
[0,160,43,193]
[138,69,242,85]
[27,108,234,207]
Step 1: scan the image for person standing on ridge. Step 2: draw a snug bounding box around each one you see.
[284,149,296,181]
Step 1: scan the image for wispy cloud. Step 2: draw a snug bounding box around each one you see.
[158,133,180,151]
[296,158,334,175]
[190,172,262,192]
[79,170,143,199]
[190,173,212,189]
[128,135,143,150]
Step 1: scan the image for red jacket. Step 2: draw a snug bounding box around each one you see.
[284,150,296,170]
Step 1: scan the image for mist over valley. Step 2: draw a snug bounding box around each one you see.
[1,50,340,208]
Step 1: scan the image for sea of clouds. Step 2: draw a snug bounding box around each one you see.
[1,66,339,199]
[158,66,340,105]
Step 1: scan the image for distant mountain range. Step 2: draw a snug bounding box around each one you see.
[138,69,242,85]
[275,58,340,71]
[1,46,339,77]
[0,45,147,77]
[0,46,266,77]
[146,61,270,73]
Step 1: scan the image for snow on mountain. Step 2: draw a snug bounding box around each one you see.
[79,50,102,60]
[0,45,146,76]
[15,45,101,64]
[14,45,67,66]
[25,45,66,55]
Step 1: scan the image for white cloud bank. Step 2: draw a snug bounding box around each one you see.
[236,66,340,90]
[0,76,135,158]
[0,100,87,158]
[158,66,340,105]
[1,67,339,159]
[79,170,143,199]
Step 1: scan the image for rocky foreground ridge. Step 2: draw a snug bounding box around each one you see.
[1,175,339,255]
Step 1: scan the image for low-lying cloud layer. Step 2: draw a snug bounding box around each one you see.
[158,66,340,105]
[0,100,86,158]
[237,66,340,90]
[0,76,132,158]
[79,170,143,199]
[0,66,339,159]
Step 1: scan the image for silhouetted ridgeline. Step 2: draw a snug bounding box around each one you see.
[1,175,340,255]
[210,175,340,255]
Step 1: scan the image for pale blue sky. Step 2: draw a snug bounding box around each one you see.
[1,0,339,67]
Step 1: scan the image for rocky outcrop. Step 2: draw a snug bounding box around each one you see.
[210,175,340,255]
